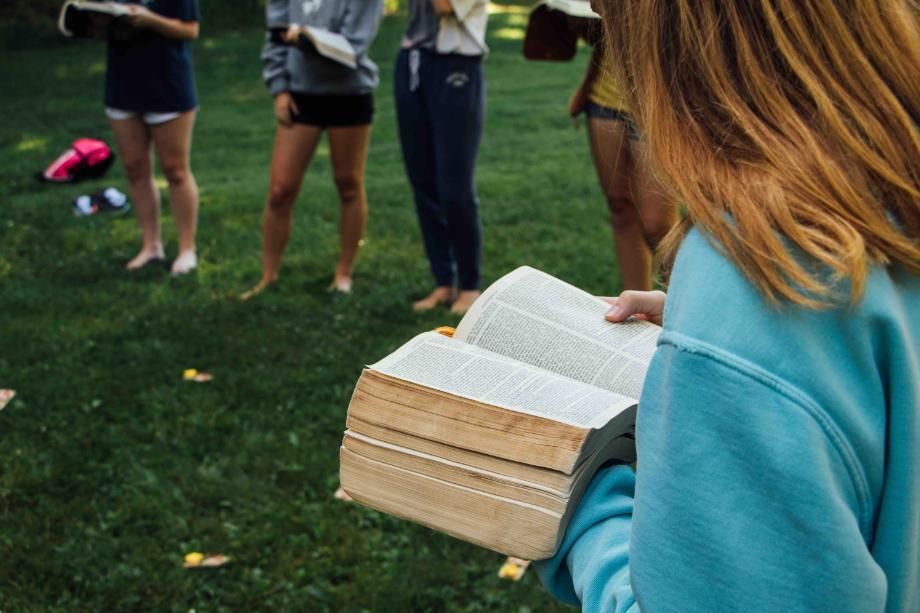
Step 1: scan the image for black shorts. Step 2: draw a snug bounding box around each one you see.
[585,100,640,140]
[290,92,374,127]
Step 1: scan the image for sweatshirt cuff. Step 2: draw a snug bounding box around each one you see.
[534,464,636,606]
[267,76,290,97]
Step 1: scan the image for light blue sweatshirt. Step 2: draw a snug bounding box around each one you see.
[537,229,920,612]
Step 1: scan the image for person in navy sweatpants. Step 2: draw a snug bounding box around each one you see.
[395,0,488,314]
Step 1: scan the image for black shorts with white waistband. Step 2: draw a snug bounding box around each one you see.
[289,92,374,128]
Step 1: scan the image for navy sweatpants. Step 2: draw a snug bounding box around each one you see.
[395,48,485,291]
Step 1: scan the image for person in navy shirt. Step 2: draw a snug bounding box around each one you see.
[105,0,201,275]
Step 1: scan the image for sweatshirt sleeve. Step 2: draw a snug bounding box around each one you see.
[340,0,384,60]
[537,336,886,612]
[261,0,290,96]
[535,464,638,612]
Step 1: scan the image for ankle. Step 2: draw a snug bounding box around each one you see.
[334,264,353,279]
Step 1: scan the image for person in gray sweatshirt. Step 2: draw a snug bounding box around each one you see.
[242,0,384,299]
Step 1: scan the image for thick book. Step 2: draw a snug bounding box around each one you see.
[58,1,130,38]
[523,0,599,61]
[339,267,660,560]
[268,25,357,69]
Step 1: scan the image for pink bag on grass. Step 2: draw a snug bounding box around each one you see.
[37,138,115,183]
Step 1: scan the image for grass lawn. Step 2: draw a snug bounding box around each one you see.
[0,6,625,610]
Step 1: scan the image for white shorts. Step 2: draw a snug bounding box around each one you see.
[105,107,182,125]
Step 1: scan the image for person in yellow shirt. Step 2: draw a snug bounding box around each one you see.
[569,43,676,290]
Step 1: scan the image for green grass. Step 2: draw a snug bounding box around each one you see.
[0,8,622,611]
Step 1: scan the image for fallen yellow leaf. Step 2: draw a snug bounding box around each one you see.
[184,552,204,566]
[497,557,530,582]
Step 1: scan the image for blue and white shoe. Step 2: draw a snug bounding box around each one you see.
[73,187,130,216]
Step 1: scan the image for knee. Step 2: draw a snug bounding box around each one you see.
[161,162,190,187]
[122,157,152,184]
[268,182,297,213]
[443,193,480,228]
[333,173,363,204]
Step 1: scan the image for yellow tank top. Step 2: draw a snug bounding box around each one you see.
[587,54,628,112]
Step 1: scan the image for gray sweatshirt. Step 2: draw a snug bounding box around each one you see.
[262,0,384,97]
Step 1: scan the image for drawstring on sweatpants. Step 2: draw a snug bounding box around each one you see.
[409,49,421,92]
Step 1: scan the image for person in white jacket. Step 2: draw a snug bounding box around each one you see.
[395,0,489,314]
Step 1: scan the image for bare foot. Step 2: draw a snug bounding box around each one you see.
[171,250,197,276]
[413,286,454,312]
[329,273,353,294]
[240,277,275,301]
[450,290,481,315]
[126,245,165,270]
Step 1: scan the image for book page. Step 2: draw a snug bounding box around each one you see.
[454,267,660,399]
[370,332,635,430]
[75,1,130,16]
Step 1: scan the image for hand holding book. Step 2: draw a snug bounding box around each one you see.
[122,4,154,28]
[603,290,667,326]
[267,25,358,69]
[339,267,662,559]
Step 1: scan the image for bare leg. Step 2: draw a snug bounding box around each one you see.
[151,111,199,275]
[241,122,323,299]
[110,116,163,268]
[587,117,652,291]
[630,138,677,251]
[328,123,372,293]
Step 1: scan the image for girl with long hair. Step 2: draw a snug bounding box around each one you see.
[537,1,920,610]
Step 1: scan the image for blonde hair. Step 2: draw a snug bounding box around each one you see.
[600,0,920,307]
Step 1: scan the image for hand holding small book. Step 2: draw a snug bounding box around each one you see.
[123,4,154,28]
[127,3,198,40]
[267,25,358,69]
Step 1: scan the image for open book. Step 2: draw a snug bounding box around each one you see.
[269,25,357,69]
[523,0,599,61]
[339,267,659,560]
[58,1,130,38]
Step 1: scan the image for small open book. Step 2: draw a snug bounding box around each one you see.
[269,25,357,69]
[58,1,130,38]
[340,267,659,560]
